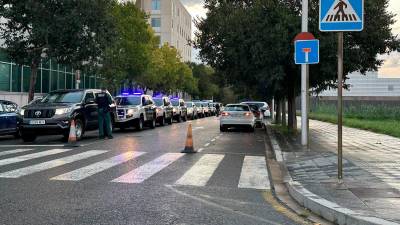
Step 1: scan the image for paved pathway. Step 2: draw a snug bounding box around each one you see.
[279,119,400,222]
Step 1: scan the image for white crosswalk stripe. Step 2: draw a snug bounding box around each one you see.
[0,149,34,157]
[238,156,270,190]
[0,149,271,190]
[51,151,145,181]
[112,153,184,184]
[175,154,224,186]
[0,149,72,167]
[0,150,107,178]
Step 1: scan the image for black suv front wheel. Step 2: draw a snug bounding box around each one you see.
[74,118,84,140]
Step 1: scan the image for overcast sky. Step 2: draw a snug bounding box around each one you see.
[182,0,400,78]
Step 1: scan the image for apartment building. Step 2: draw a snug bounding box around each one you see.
[136,0,192,62]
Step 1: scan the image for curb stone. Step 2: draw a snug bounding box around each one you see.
[266,126,400,225]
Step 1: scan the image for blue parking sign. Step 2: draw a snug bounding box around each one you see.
[320,0,364,32]
[295,40,319,65]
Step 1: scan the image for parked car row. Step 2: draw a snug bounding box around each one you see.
[0,89,219,142]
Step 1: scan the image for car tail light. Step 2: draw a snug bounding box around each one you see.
[221,112,230,116]
[244,112,252,116]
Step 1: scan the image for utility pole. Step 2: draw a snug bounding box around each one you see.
[301,0,309,147]
[337,32,343,182]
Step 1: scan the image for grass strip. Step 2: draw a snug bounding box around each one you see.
[309,112,400,138]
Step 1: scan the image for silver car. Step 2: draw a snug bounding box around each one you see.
[185,102,198,119]
[220,104,255,132]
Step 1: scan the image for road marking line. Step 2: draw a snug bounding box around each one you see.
[175,154,224,186]
[211,139,216,142]
[204,143,210,147]
[0,149,73,167]
[0,145,67,147]
[197,148,204,152]
[165,185,282,225]
[0,150,107,178]
[238,156,270,190]
[50,151,145,181]
[112,153,184,184]
[0,149,34,157]
[192,126,204,131]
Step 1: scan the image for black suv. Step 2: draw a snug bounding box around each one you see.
[20,89,116,142]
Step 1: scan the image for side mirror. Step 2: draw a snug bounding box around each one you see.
[85,98,95,104]
[146,100,152,105]
[260,107,267,112]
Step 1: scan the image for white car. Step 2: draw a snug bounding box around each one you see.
[194,102,204,118]
[185,102,198,119]
[219,104,255,132]
[114,94,157,130]
[241,101,271,117]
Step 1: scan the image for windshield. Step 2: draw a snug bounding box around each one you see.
[171,100,179,106]
[115,96,141,106]
[195,103,202,107]
[153,98,163,106]
[185,102,193,107]
[224,105,250,111]
[243,102,264,108]
[41,91,83,103]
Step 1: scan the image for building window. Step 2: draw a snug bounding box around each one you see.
[0,63,11,91]
[151,18,161,27]
[152,0,160,10]
[388,85,394,91]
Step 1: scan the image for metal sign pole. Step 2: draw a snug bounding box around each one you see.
[301,0,309,147]
[75,70,81,89]
[337,32,343,182]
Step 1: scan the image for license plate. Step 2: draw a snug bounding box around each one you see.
[29,120,45,125]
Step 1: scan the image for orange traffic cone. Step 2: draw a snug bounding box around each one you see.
[181,123,196,153]
[65,119,79,147]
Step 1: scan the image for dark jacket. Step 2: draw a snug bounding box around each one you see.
[95,92,112,112]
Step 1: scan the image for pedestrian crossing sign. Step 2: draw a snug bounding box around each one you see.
[320,0,363,32]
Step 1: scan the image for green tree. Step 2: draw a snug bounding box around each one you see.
[194,0,399,130]
[101,1,157,90]
[188,63,219,99]
[0,0,115,102]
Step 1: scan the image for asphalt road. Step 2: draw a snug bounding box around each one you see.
[0,117,301,225]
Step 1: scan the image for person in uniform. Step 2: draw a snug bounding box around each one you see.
[95,87,113,139]
[215,103,221,117]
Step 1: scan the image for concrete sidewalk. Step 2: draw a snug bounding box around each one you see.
[268,119,400,225]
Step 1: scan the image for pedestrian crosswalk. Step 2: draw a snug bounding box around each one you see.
[0,148,271,190]
[51,151,145,181]
[175,154,224,186]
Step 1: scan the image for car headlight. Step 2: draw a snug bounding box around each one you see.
[127,108,138,115]
[55,108,72,115]
[173,108,177,112]
[20,109,25,115]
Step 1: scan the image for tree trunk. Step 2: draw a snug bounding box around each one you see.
[275,98,281,124]
[287,86,297,131]
[28,61,39,103]
[281,100,286,127]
